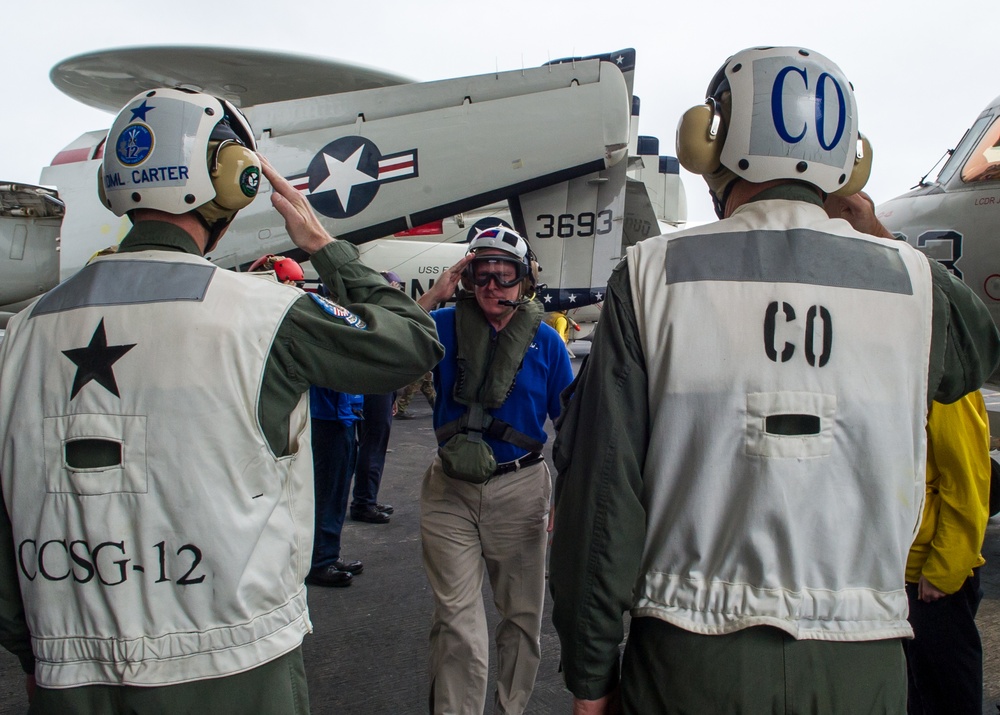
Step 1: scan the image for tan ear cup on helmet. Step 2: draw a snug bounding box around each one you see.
[832,133,873,197]
[676,102,725,176]
[210,140,262,210]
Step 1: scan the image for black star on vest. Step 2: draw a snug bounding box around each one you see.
[62,319,137,399]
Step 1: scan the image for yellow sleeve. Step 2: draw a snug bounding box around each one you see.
[921,392,991,593]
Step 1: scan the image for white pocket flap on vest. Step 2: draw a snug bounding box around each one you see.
[746,392,836,459]
[43,413,147,495]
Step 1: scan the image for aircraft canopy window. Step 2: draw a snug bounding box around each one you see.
[936,115,991,186]
[961,115,1000,183]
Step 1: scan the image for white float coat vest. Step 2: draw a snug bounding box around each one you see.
[0,250,314,687]
[627,199,932,640]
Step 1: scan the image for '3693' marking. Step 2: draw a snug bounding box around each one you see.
[534,210,613,238]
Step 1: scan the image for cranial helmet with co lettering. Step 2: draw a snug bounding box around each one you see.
[99,87,261,244]
[676,46,872,216]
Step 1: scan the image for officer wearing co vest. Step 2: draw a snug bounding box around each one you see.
[0,87,442,714]
[550,46,1000,714]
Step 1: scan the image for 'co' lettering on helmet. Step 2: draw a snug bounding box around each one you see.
[772,67,847,151]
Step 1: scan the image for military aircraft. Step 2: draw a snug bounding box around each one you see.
[877,93,1000,382]
[0,183,63,319]
[0,46,686,329]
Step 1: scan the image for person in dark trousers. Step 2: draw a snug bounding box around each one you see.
[350,271,402,524]
[825,191,991,715]
[308,388,366,587]
[350,392,396,523]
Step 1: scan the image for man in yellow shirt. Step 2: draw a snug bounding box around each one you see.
[904,392,990,715]
[825,191,991,715]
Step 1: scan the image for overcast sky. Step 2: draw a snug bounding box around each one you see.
[1,0,994,224]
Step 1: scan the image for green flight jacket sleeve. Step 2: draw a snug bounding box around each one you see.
[927,258,1000,403]
[260,240,443,455]
[549,261,648,700]
[0,492,33,674]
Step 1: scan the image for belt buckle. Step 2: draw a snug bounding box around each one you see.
[494,452,539,477]
[495,458,518,476]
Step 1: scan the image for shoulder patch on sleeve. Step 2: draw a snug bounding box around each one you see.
[308,293,368,330]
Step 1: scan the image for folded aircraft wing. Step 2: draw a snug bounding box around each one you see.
[226,50,631,262]
[0,183,63,317]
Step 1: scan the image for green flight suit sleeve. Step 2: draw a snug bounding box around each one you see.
[260,240,443,455]
[928,258,1000,403]
[0,490,33,674]
[549,260,648,700]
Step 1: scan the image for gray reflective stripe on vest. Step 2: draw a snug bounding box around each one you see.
[664,230,913,295]
[30,260,216,318]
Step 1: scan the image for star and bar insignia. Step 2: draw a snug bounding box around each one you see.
[287,136,418,219]
[62,319,136,399]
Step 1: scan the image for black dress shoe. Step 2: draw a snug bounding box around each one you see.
[333,558,364,574]
[350,505,390,523]
[375,503,394,515]
[306,566,352,588]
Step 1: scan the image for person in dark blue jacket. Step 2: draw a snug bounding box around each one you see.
[308,388,365,587]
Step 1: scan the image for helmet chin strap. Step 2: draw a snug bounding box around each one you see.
[497,297,531,307]
[192,210,231,255]
[203,221,228,254]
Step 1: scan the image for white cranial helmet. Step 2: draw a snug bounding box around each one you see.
[714,46,860,193]
[100,88,260,226]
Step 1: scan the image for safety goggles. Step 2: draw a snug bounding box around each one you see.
[466,256,525,288]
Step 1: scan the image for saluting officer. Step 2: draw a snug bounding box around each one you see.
[0,87,442,713]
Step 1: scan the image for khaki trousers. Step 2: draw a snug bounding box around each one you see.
[420,456,551,715]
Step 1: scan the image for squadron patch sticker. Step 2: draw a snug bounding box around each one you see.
[309,293,368,330]
[116,124,154,167]
[240,166,260,198]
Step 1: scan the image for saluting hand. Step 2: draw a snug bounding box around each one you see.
[417,254,475,311]
[260,156,335,255]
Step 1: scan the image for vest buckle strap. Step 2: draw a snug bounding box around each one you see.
[492,452,543,476]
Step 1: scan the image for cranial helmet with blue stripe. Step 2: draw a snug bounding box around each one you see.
[99,87,261,251]
[676,46,872,217]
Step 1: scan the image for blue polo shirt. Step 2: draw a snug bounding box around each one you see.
[430,306,573,464]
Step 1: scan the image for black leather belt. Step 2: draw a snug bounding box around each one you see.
[493,452,544,476]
